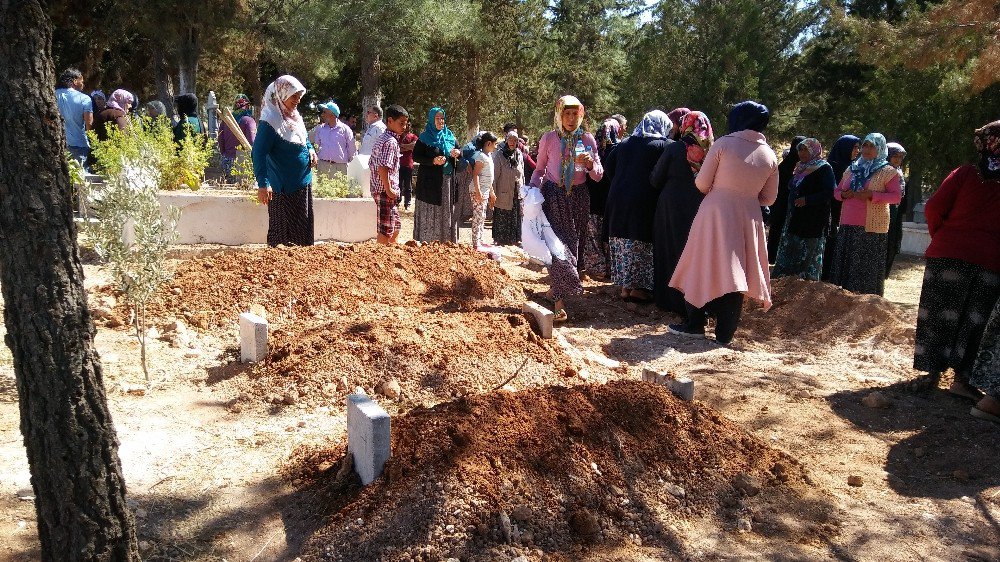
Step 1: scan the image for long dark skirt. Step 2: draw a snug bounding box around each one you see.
[267,185,314,247]
[772,220,826,281]
[413,175,458,243]
[914,257,1000,379]
[581,214,610,277]
[885,204,904,278]
[971,300,1000,397]
[828,225,887,296]
[542,179,588,300]
[492,204,521,246]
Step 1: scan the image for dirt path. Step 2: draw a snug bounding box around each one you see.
[1,244,998,561]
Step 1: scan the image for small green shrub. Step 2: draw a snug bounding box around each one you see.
[313,170,363,199]
[88,116,213,191]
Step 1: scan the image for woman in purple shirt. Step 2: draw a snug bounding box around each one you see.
[218,94,257,183]
[529,95,604,322]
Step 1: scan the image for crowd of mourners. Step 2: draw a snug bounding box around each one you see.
[55,70,1000,426]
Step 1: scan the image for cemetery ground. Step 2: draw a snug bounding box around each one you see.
[0,211,998,561]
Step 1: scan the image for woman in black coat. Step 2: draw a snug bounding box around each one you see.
[649,111,715,314]
[821,134,860,281]
[604,110,672,302]
[772,138,836,280]
[767,136,806,263]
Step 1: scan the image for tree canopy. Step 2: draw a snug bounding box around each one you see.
[51,0,1000,191]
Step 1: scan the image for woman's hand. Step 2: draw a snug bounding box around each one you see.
[257,187,272,206]
[841,189,854,200]
[309,149,318,168]
[488,191,497,209]
[450,148,461,158]
[856,189,873,201]
[433,155,446,166]
[471,190,482,205]
[794,197,806,207]
[575,151,594,170]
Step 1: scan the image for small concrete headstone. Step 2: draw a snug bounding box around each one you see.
[522,301,554,339]
[641,367,695,401]
[347,393,391,485]
[239,312,268,363]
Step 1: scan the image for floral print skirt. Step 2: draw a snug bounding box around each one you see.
[609,237,654,291]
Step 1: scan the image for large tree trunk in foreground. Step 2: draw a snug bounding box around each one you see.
[0,2,140,560]
[360,42,383,130]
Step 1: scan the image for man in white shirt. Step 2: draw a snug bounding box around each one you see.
[359,105,386,156]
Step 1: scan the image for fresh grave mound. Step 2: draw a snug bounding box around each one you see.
[141,242,524,332]
[740,277,914,345]
[228,302,580,410]
[288,381,836,562]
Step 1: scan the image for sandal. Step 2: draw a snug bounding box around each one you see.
[553,309,568,323]
[904,372,941,394]
[627,289,654,304]
[948,380,985,402]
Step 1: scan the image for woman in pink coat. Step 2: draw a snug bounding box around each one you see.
[668,101,779,345]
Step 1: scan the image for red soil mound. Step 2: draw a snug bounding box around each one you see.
[288,381,837,561]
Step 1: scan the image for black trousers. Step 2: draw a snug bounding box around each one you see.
[684,292,744,344]
[400,166,413,208]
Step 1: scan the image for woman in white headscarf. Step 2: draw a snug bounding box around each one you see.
[602,110,673,302]
[251,75,318,246]
[528,95,604,322]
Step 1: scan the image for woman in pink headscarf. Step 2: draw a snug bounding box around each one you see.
[97,89,133,134]
[529,95,604,322]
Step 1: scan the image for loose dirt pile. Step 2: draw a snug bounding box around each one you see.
[288,381,839,562]
[143,242,525,331]
[741,277,914,345]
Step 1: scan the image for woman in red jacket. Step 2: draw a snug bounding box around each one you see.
[910,120,1000,404]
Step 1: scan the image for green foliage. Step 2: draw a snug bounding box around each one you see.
[90,156,179,382]
[88,117,213,191]
[313,171,363,199]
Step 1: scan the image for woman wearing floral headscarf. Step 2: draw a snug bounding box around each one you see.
[651,110,714,314]
[529,95,604,322]
[603,110,673,302]
[413,107,462,243]
[251,75,317,247]
[909,120,1000,402]
[829,133,902,295]
[772,138,836,280]
[668,101,777,345]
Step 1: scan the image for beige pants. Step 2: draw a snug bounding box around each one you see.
[316,161,349,178]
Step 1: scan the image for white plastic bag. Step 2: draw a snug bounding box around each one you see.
[520,185,567,266]
[348,154,372,198]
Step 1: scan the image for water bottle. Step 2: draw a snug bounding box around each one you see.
[574,139,587,172]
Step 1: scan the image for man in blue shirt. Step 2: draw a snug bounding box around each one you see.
[54,68,93,168]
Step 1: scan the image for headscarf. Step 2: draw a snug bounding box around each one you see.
[106,89,134,112]
[90,90,107,112]
[260,75,308,145]
[233,94,253,120]
[887,142,906,160]
[554,95,586,190]
[174,93,198,120]
[828,135,860,183]
[499,130,520,168]
[974,120,1000,181]
[418,107,457,154]
[631,110,673,139]
[667,107,691,135]
[727,101,770,133]
[790,138,827,188]
[596,118,622,160]
[145,100,167,118]
[678,111,714,176]
[848,132,889,191]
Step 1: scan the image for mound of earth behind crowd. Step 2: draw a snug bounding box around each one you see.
[228,302,581,411]
[288,381,839,561]
[138,242,525,331]
[741,277,914,346]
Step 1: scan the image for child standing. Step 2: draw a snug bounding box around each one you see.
[370,104,410,244]
[470,131,498,248]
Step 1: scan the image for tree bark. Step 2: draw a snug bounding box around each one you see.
[176,24,200,95]
[152,41,175,119]
[0,3,140,561]
[360,41,382,131]
[465,53,482,140]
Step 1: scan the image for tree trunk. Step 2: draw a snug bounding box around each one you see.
[360,42,382,131]
[176,25,200,95]
[152,42,175,119]
[0,3,140,561]
[465,54,481,141]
